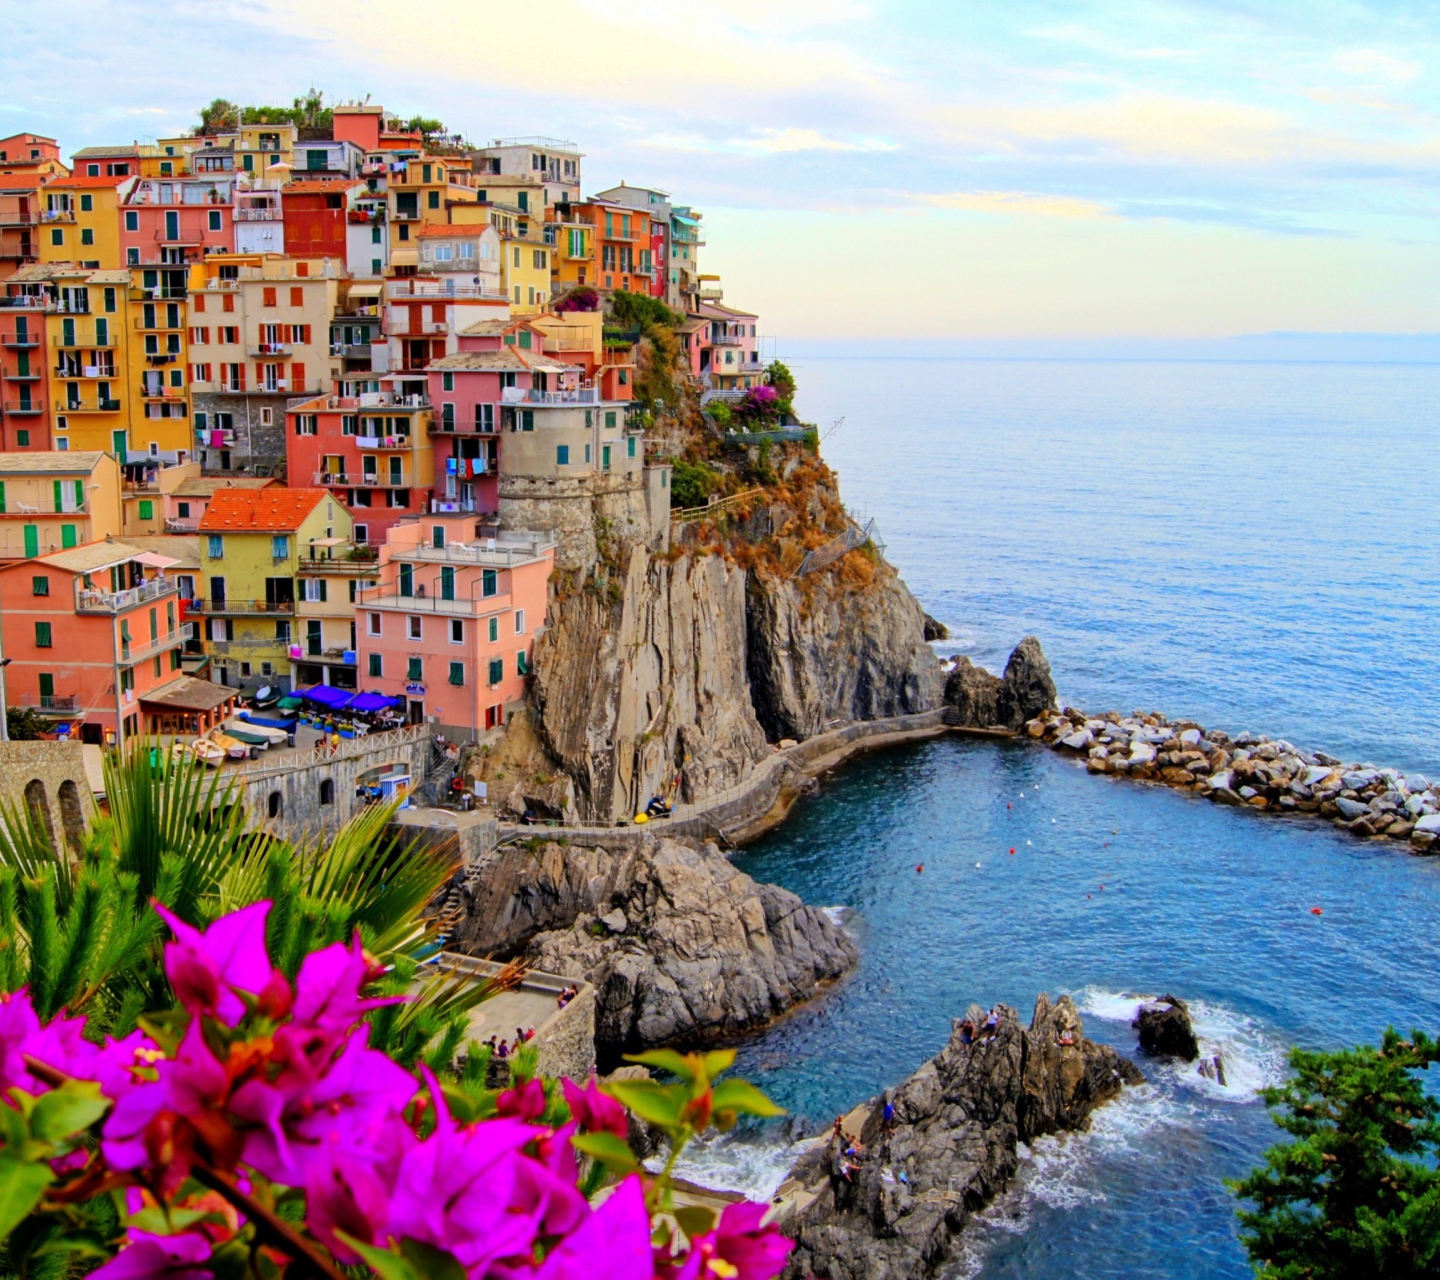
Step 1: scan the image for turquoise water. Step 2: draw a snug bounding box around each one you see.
[682,360,1440,1276]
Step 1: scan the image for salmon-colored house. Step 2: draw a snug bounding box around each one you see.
[356,516,554,736]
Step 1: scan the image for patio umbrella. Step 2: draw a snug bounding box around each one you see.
[300,685,354,709]
[347,691,400,713]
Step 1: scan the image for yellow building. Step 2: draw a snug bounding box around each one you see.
[197,486,353,693]
[389,156,477,261]
[41,265,134,456]
[121,460,201,538]
[546,214,594,292]
[293,535,377,691]
[38,173,132,270]
[502,235,552,314]
[123,263,193,458]
[0,450,122,559]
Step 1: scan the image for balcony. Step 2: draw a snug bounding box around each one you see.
[5,369,40,381]
[698,287,724,301]
[0,297,52,311]
[128,287,188,301]
[391,209,421,222]
[1,400,43,415]
[297,548,380,573]
[388,320,449,338]
[15,693,80,714]
[40,209,74,223]
[77,577,176,613]
[500,386,598,405]
[316,467,411,488]
[247,342,292,357]
[0,498,88,517]
[357,585,512,617]
[429,496,479,513]
[353,434,414,450]
[330,342,374,359]
[121,623,193,664]
[165,517,199,533]
[711,335,743,347]
[190,598,295,616]
[54,364,117,379]
[0,333,39,348]
[233,208,281,222]
[398,535,551,567]
[386,280,507,301]
[133,316,185,331]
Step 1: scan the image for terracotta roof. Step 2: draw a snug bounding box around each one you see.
[458,318,543,337]
[283,179,364,195]
[416,224,484,238]
[71,146,140,159]
[198,487,328,533]
[171,476,275,499]
[0,450,106,474]
[697,301,758,320]
[428,349,581,374]
[44,173,130,189]
[139,675,236,713]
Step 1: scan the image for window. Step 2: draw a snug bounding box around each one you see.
[290,287,303,307]
[34,622,52,648]
[271,535,289,559]
[556,444,569,466]
[81,227,94,246]
[628,436,636,458]
[408,616,422,641]
[262,287,276,307]
[368,653,383,677]
[125,210,138,231]
[294,414,317,436]
[138,499,153,520]
[367,612,381,636]
[275,620,291,642]
[207,535,223,559]
[516,649,530,676]
[488,616,499,643]
[16,430,28,447]
[31,576,48,597]
[208,210,222,232]
[50,228,62,247]
[515,609,526,634]
[407,657,423,681]
[448,661,465,686]
[482,568,497,597]
[488,657,504,685]
[450,619,464,644]
[442,372,454,392]
[319,779,335,806]
[602,444,611,471]
[80,193,93,212]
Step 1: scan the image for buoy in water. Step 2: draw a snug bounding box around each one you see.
[916,864,923,873]
[1009,847,1016,854]
[1006,803,1012,810]
[975,862,982,869]
[1310,907,1323,915]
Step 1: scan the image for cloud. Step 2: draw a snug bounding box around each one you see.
[1333,49,1422,85]
[918,189,1113,219]
[730,128,898,155]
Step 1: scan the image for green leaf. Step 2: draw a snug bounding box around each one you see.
[700,1049,737,1080]
[571,1131,640,1174]
[30,1079,109,1142]
[0,1150,55,1241]
[625,1049,697,1082]
[603,1079,686,1129]
[335,1234,424,1280]
[710,1079,786,1119]
[399,1237,468,1280]
[673,1205,717,1241]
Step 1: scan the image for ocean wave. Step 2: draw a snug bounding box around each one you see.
[666,1130,812,1202]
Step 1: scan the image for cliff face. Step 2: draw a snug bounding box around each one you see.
[747,563,944,742]
[451,836,856,1064]
[531,546,771,824]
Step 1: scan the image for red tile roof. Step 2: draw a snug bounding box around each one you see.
[284,179,364,195]
[44,173,130,189]
[198,487,328,533]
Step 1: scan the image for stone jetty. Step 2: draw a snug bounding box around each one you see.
[1025,707,1440,852]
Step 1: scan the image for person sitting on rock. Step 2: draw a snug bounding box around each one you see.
[646,795,672,817]
[1058,1028,1076,1047]
[960,1020,976,1047]
[496,1039,510,1059]
[882,1096,896,1133]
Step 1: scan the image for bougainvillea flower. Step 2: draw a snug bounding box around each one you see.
[302,1135,399,1265]
[535,1175,655,1280]
[663,1201,793,1280]
[277,934,400,1064]
[0,987,42,1094]
[510,1122,587,1240]
[153,900,272,1025]
[231,1024,416,1184]
[562,1076,629,1140]
[496,1076,548,1122]
[88,1230,212,1280]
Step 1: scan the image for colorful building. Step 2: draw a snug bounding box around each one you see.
[161,473,274,534]
[380,275,509,375]
[387,156,477,263]
[0,282,51,448]
[118,175,235,267]
[0,135,67,283]
[471,138,582,207]
[196,486,349,693]
[0,449,121,559]
[593,184,671,300]
[0,539,210,746]
[282,178,367,259]
[291,534,376,692]
[285,389,435,545]
[414,223,502,296]
[38,172,133,270]
[357,517,555,734]
[124,262,193,459]
[696,301,763,389]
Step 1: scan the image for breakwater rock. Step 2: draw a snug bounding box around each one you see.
[1028,707,1440,851]
[776,995,1142,1280]
[1135,995,1199,1061]
[942,636,1057,732]
[455,835,856,1064]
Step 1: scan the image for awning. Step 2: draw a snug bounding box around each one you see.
[308,536,346,547]
[390,249,419,267]
[347,282,383,297]
[132,551,181,569]
[299,685,354,709]
[347,691,400,712]
[139,676,237,713]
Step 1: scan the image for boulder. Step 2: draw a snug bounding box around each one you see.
[1335,797,1369,821]
[778,996,1142,1280]
[1134,995,1199,1061]
[922,613,949,642]
[943,658,1002,728]
[943,636,1057,731]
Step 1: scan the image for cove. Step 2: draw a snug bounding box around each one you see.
[682,734,1440,1279]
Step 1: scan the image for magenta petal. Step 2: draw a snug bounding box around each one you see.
[536,1176,654,1280]
[154,900,272,1025]
[89,1230,211,1280]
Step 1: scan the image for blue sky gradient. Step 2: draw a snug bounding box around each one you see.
[6,1,1440,340]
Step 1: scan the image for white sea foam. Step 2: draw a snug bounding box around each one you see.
[667,1130,812,1201]
[821,905,850,928]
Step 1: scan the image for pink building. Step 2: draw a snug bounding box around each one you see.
[427,318,585,515]
[120,176,235,267]
[356,516,554,736]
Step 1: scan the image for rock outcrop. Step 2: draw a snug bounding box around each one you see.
[778,995,1142,1280]
[455,836,856,1062]
[746,564,943,743]
[922,614,949,642]
[943,636,1058,731]
[1134,995,1199,1061]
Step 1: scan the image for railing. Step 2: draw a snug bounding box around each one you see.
[40,210,74,223]
[385,281,508,301]
[500,386,597,405]
[165,517,199,533]
[428,497,479,513]
[15,693,80,713]
[401,535,554,565]
[77,576,177,613]
[699,388,746,405]
[793,519,878,578]
[357,586,513,616]
[121,623,193,664]
[671,487,766,526]
[128,287,188,301]
[133,316,184,331]
[4,370,40,381]
[0,297,52,311]
[315,468,411,488]
[0,333,40,347]
[711,335,743,346]
[54,365,117,379]
[247,343,292,356]
[233,209,281,221]
[353,435,414,450]
[223,722,430,781]
[0,498,89,517]
[189,598,294,615]
[1,400,43,415]
[387,321,448,337]
[330,343,373,358]
[297,551,379,573]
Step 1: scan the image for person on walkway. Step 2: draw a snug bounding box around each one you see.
[882,1095,896,1133]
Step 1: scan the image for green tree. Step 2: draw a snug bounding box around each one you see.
[197,97,240,134]
[610,288,680,331]
[4,707,47,741]
[1230,1028,1440,1279]
[406,116,447,137]
[765,359,796,401]
[669,460,720,509]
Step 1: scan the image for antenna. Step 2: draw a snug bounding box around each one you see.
[821,415,845,443]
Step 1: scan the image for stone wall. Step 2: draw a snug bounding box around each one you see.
[498,472,654,571]
[193,392,291,478]
[0,741,95,853]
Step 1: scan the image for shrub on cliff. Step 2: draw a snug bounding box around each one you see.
[765,359,796,402]
[609,288,680,330]
[1230,1027,1440,1278]
[670,460,721,509]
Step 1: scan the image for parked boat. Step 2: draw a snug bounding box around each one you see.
[238,711,298,733]
[208,732,252,760]
[226,719,286,746]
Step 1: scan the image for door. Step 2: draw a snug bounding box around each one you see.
[112,429,127,458]
[37,673,53,707]
[363,456,377,482]
[210,576,225,606]
[440,566,455,601]
[307,620,322,656]
[388,456,402,486]
[407,699,424,725]
[165,210,179,241]
[61,525,77,550]
[264,577,294,608]
[23,525,38,558]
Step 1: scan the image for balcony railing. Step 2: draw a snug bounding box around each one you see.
[121,623,193,664]
[247,342,292,357]
[0,333,40,348]
[1,400,44,415]
[165,517,199,532]
[40,210,74,223]
[399,535,552,566]
[314,468,411,488]
[128,287,188,302]
[356,586,513,616]
[297,549,380,573]
[500,386,597,405]
[189,598,295,616]
[353,435,414,450]
[233,208,281,222]
[15,693,80,713]
[388,321,449,337]
[77,577,177,613]
[385,280,508,301]
[55,364,118,379]
[0,498,88,517]
[330,342,374,359]
[4,370,40,382]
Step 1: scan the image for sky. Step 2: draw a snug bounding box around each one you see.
[7,1,1440,342]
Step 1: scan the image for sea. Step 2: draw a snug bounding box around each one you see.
[677,357,1440,1279]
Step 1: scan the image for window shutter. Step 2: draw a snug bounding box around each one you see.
[318,578,327,602]
[53,480,62,510]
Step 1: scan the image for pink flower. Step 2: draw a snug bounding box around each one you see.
[0,988,43,1094]
[89,1230,212,1280]
[511,1122,587,1240]
[154,901,273,1026]
[535,1176,654,1280]
[303,1134,402,1265]
[231,1024,416,1185]
[277,934,401,1065]
[664,1202,793,1280]
[497,1076,548,1122]
[562,1077,629,1140]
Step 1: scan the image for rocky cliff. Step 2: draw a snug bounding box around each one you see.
[778,995,1142,1280]
[451,835,856,1064]
[943,635,1057,731]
